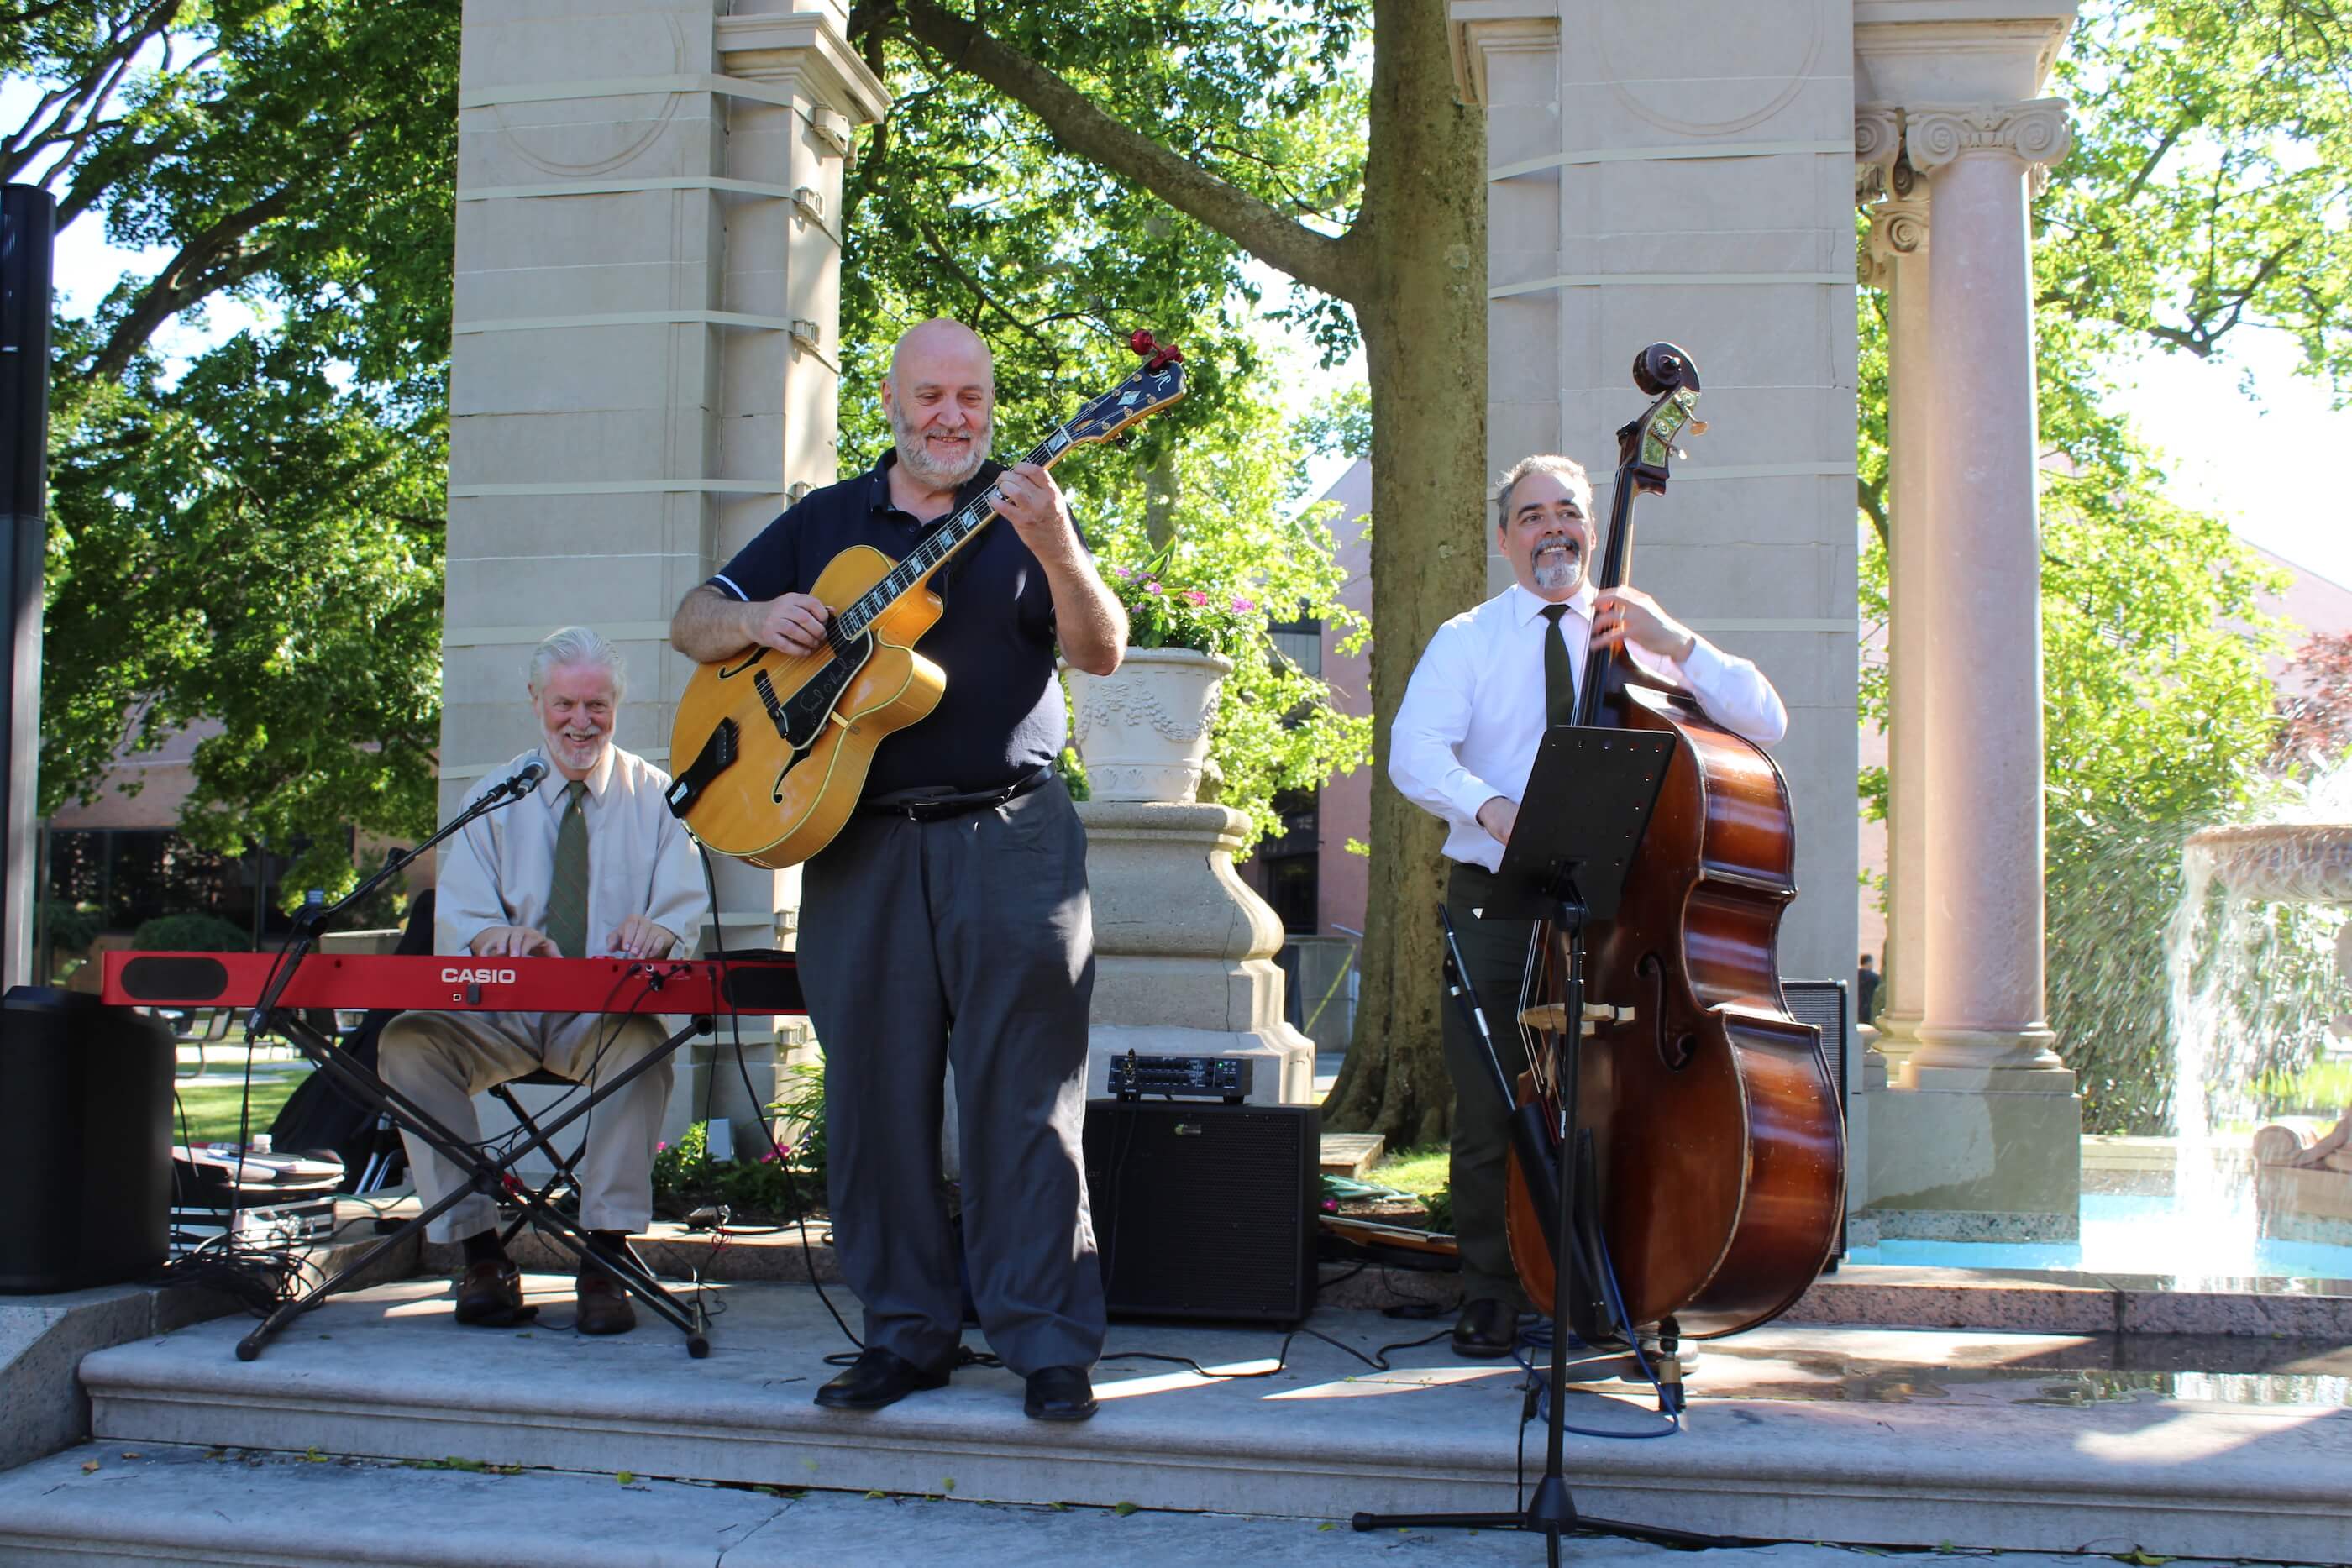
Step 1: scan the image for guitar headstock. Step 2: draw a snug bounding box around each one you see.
[1059,335,1189,448]
[1614,341,1708,496]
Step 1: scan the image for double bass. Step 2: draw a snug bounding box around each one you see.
[1500,343,1845,1345]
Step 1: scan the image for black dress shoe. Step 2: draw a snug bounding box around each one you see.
[1023,1364,1098,1422]
[1451,1298,1519,1360]
[814,1346,952,1411]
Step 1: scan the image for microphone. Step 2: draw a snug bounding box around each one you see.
[499,759,549,799]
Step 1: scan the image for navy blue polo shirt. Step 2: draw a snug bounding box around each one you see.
[707,453,1067,800]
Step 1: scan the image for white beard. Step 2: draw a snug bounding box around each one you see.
[892,407,991,490]
[1532,542,1583,594]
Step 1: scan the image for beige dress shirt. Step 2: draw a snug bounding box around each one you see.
[434,743,706,959]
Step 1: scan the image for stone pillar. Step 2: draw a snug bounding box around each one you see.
[1068,651,1316,1105]
[1857,109,1930,1077]
[446,0,884,1147]
[1866,97,2080,1239]
[1907,98,2071,1083]
[1450,0,1861,990]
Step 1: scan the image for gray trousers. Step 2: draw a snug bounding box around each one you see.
[1442,860,1540,1307]
[378,1009,674,1245]
[798,778,1105,1375]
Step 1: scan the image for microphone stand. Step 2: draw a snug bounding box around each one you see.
[244,765,543,1036]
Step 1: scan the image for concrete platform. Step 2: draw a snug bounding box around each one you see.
[0,1441,2276,1568]
[63,1277,2352,1561]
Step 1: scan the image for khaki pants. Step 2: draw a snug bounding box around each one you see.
[379,1009,675,1245]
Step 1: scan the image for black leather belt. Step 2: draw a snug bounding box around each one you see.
[864,766,1053,822]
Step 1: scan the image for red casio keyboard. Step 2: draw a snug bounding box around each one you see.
[102,951,803,1015]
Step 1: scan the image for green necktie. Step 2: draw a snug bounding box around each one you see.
[1540,603,1575,727]
[546,779,590,960]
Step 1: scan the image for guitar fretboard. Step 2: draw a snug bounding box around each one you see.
[829,426,1079,648]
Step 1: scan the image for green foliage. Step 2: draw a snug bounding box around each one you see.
[842,3,1368,482]
[649,1118,822,1225]
[1081,395,1370,852]
[40,901,102,960]
[18,1,458,905]
[1294,381,1372,462]
[131,911,249,952]
[2043,1,2352,398]
[769,1056,830,1193]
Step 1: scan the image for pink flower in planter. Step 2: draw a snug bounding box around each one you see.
[1232,597,1256,613]
[1144,581,1163,595]
[1184,589,1210,606]
[1111,564,1132,579]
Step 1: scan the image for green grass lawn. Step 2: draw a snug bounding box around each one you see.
[171,1069,312,1146]
[1368,1142,1448,1196]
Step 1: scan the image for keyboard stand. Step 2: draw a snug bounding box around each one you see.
[236,1000,717,1361]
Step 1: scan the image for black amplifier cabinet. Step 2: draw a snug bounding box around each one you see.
[1781,978,1851,1268]
[0,988,173,1293]
[1083,1098,1319,1324]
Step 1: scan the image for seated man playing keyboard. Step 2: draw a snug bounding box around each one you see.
[381,626,702,1335]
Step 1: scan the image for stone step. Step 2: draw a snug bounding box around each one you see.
[66,1277,2352,1561]
[0,1441,2139,1568]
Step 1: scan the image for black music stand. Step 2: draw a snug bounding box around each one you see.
[231,778,718,1362]
[1356,725,1740,1560]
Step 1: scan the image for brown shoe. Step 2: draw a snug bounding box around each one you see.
[575,1269,638,1335]
[453,1258,533,1327]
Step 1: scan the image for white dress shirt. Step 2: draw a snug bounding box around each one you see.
[435,743,706,958]
[1389,582,1788,873]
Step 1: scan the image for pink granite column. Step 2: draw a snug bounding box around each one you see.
[1864,159,1932,1072]
[1905,100,2072,1086]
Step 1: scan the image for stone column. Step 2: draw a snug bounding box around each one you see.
[1865,98,2080,1239]
[1449,0,1862,990]
[1905,98,2071,1083]
[446,0,884,1152]
[1857,108,1930,1077]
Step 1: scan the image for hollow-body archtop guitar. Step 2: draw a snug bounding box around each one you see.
[665,342,1187,869]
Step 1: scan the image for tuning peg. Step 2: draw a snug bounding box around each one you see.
[1688,418,1709,436]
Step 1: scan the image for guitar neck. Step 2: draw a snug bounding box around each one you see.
[832,429,1080,642]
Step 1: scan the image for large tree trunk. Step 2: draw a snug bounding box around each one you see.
[1320,0,1486,1145]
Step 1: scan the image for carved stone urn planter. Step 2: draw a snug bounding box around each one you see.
[1063,646,1231,805]
[1061,648,1315,1105]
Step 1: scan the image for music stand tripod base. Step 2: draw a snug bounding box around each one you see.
[1356,725,1740,1559]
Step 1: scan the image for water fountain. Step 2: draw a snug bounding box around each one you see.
[2178,824,2352,1251]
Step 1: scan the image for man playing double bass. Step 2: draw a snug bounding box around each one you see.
[1388,454,1788,1359]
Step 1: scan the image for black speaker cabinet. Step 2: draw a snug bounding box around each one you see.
[1083,1098,1319,1324]
[1781,978,1850,1268]
[0,988,174,1293]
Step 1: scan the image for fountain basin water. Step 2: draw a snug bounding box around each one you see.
[2182,822,2352,904]
[2175,821,2352,1256]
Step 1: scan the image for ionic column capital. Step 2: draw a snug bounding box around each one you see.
[1855,103,1904,205]
[1904,98,2072,175]
[1861,190,1929,289]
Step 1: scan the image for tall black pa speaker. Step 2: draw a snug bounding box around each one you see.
[0,989,175,1293]
[1083,1098,1319,1324]
[1782,978,1850,1267]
